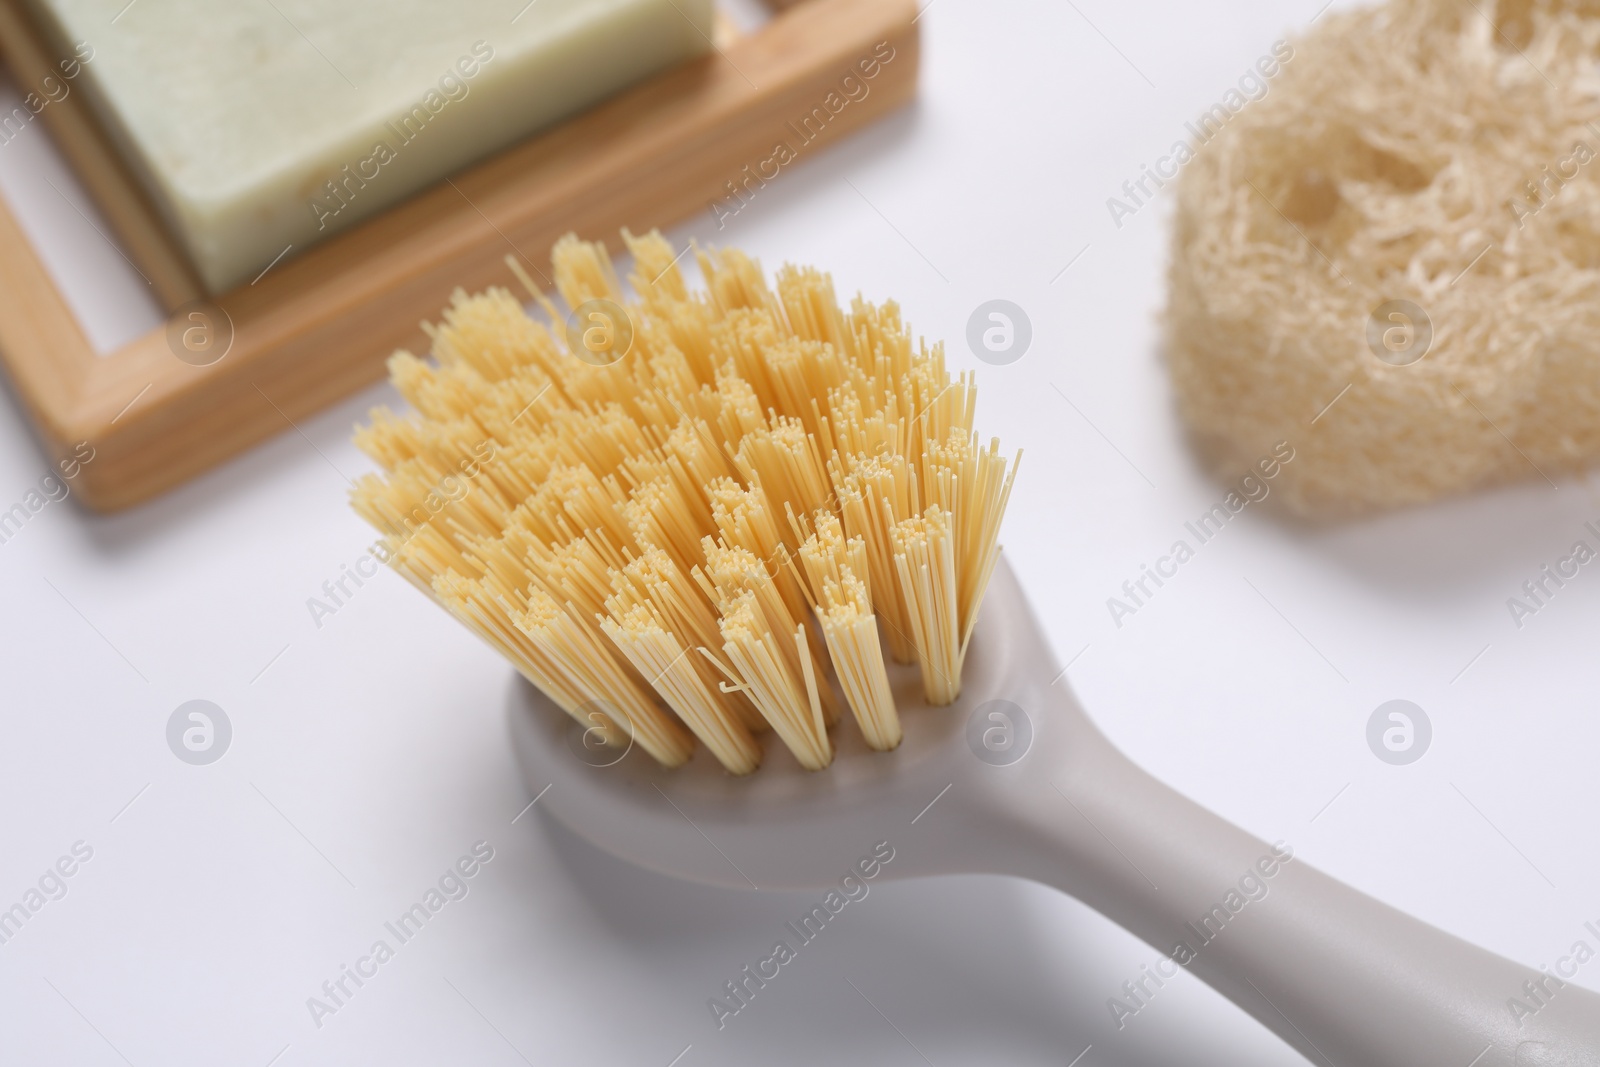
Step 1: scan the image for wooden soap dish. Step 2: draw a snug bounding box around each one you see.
[0,0,919,511]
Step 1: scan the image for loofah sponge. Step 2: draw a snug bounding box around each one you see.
[1166,0,1600,515]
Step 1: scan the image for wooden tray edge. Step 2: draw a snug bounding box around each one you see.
[0,0,920,512]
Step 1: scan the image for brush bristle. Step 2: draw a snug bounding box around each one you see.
[351,230,1020,775]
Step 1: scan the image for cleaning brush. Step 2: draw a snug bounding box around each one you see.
[351,231,1600,1063]
[350,229,1019,775]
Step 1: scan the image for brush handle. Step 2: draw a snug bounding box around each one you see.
[985,713,1600,1067]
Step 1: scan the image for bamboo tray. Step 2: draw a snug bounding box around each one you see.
[0,0,919,511]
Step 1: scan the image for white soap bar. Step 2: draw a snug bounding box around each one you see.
[24,0,712,292]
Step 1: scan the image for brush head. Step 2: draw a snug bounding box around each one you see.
[507,555,1085,891]
[353,230,1020,778]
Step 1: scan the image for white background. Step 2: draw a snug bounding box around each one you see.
[2,1,1597,1064]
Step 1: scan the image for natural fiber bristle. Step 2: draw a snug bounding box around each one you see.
[352,231,1019,775]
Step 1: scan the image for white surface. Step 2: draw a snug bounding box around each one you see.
[2,1,1598,1065]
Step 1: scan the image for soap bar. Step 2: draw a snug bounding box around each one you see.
[22,0,713,292]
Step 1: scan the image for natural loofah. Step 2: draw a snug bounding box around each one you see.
[1166,0,1600,515]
